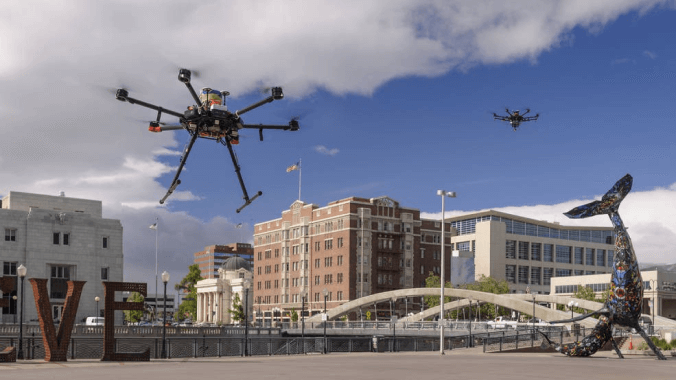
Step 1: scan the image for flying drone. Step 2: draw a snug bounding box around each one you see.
[114,68,299,213]
[493,108,539,131]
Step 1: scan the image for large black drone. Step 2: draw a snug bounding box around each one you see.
[493,108,539,131]
[115,68,299,212]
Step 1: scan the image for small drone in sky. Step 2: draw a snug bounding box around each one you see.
[493,108,539,131]
[114,68,299,213]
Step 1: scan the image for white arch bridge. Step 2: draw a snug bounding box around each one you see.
[305,288,676,329]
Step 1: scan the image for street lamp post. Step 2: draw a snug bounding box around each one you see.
[161,271,170,358]
[300,289,307,354]
[436,189,456,355]
[17,264,27,360]
[650,279,657,335]
[12,295,17,324]
[391,297,397,352]
[468,297,472,348]
[532,295,536,335]
[95,296,100,319]
[243,280,250,356]
[568,300,578,318]
[323,288,328,354]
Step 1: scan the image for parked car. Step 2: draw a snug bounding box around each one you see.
[85,317,104,326]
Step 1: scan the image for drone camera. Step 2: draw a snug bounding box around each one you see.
[115,89,128,102]
[178,69,191,83]
[271,87,284,100]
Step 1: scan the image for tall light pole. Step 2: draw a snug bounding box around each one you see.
[323,288,328,354]
[650,279,657,334]
[568,300,578,318]
[12,295,17,324]
[532,295,536,336]
[95,296,100,319]
[300,288,307,354]
[149,219,159,320]
[468,296,472,348]
[17,264,27,360]
[391,297,397,352]
[161,271,170,358]
[243,280,250,356]
[436,189,456,355]
[359,208,365,300]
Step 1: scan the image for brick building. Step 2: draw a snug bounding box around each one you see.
[193,243,253,279]
[253,196,451,323]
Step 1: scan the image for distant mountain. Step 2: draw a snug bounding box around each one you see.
[640,263,676,272]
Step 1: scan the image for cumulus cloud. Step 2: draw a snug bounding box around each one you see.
[314,145,340,156]
[422,182,676,265]
[1,0,674,285]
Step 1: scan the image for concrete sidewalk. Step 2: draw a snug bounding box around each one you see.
[1,350,674,380]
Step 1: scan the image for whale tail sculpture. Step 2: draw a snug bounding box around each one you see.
[541,174,667,360]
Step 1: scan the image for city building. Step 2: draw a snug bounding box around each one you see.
[445,210,616,295]
[551,267,676,320]
[253,197,620,321]
[194,256,253,324]
[193,243,253,279]
[0,191,123,324]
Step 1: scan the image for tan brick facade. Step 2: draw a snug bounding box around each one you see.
[193,243,253,279]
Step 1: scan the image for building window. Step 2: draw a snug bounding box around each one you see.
[4,228,16,242]
[543,268,553,285]
[50,265,71,299]
[337,237,343,248]
[555,245,571,264]
[596,249,606,267]
[556,268,571,277]
[337,273,343,283]
[518,242,529,260]
[518,266,529,284]
[53,232,60,245]
[543,244,553,262]
[586,248,594,266]
[63,233,70,246]
[531,243,541,261]
[337,255,343,266]
[530,267,541,285]
[607,250,614,267]
[506,240,516,259]
[505,265,516,283]
[102,236,109,249]
[101,267,109,281]
[574,247,583,265]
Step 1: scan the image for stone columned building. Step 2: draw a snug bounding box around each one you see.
[195,256,253,324]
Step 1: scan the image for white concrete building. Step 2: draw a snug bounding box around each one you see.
[0,191,123,324]
[195,256,253,325]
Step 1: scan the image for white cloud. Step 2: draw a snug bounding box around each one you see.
[314,145,340,156]
[422,182,676,265]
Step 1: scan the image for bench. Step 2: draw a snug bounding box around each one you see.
[0,346,16,362]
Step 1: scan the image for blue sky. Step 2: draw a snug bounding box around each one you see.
[1,1,675,294]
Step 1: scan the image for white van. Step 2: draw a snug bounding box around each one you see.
[85,317,104,326]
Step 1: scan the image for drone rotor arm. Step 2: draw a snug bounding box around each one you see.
[118,94,184,118]
[183,81,203,108]
[235,87,284,117]
[159,131,198,204]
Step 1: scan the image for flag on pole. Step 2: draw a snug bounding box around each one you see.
[286,162,300,172]
[149,223,157,230]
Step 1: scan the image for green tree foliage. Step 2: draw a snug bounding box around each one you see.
[456,275,510,320]
[229,292,245,323]
[290,308,298,322]
[124,292,144,323]
[175,263,202,320]
[572,284,612,316]
[423,272,453,309]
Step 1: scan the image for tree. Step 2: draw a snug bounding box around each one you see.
[462,275,510,320]
[124,292,144,323]
[229,292,245,323]
[423,271,453,309]
[290,308,298,322]
[573,284,610,316]
[175,263,203,320]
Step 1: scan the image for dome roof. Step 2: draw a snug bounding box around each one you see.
[221,256,251,272]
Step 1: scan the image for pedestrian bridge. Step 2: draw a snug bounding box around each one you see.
[305,288,676,329]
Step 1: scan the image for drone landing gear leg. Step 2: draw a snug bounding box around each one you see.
[223,138,262,213]
[159,132,199,204]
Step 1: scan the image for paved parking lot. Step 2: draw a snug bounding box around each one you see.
[1,350,675,380]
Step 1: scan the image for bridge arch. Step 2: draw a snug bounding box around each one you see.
[306,288,604,328]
